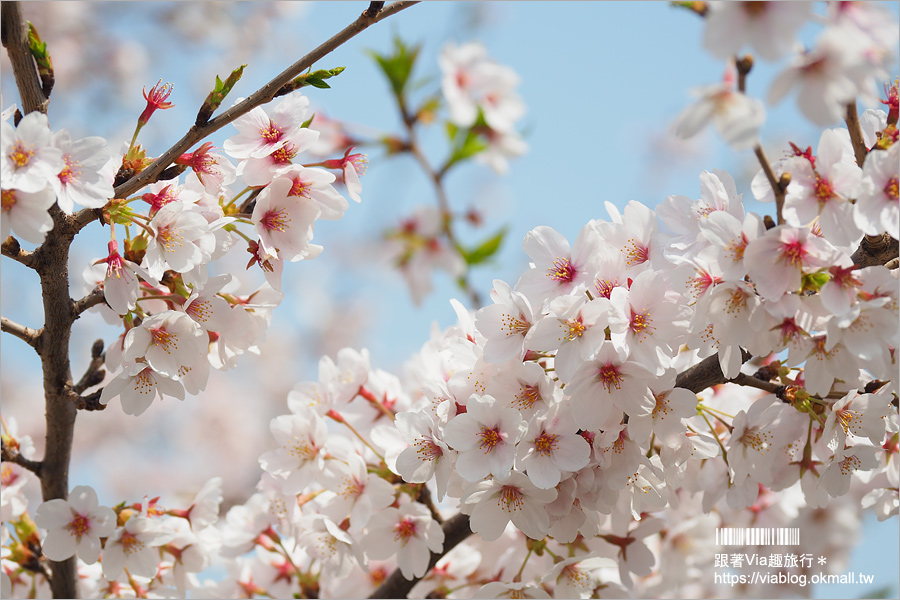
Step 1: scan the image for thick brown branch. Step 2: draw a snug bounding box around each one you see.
[0,2,47,114]
[369,512,472,599]
[1,440,43,476]
[844,101,868,167]
[73,339,106,395]
[851,233,899,268]
[109,0,420,203]
[1,315,41,349]
[674,349,753,394]
[2,236,37,268]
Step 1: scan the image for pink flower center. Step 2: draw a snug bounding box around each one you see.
[838,454,861,475]
[547,257,576,283]
[478,426,503,452]
[621,238,649,266]
[514,385,542,411]
[393,518,417,545]
[814,174,835,205]
[778,239,807,267]
[270,143,298,165]
[132,369,155,395]
[260,119,284,143]
[534,432,559,456]
[150,327,177,353]
[66,513,91,539]
[498,485,525,511]
[58,155,80,185]
[262,207,291,233]
[289,177,312,198]
[597,363,623,392]
[652,392,671,419]
[600,278,625,300]
[740,426,772,453]
[500,312,530,336]
[565,317,586,341]
[1,463,17,486]
[186,298,212,323]
[120,530,145,556]
[885,176,899,201]
[630,309,652,335]
[415,438,443,461]
[837,409,860,436]
[8,141,34,168]
[1,189,17,213]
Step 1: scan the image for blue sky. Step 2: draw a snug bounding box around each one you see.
[2,2,898,598]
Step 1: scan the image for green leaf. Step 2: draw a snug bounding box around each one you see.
[446,127,488,169]
[461,227,507,266]
[197,64,246,125]
[369,36,420,97]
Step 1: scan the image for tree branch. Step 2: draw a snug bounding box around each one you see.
[851,232,899,268]
[73,339,106,395]
[753,144,787,226]
[73,286,106,317]
[1,316,42,349]
[844,101,868,167]
[2,236,37,268]
[674,349,752,394]
[1,440,43,476]
[0,1,47,114]
[108,0,419,202]
[369,512,472,599]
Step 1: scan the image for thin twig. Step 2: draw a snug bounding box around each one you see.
[73,339,106,394]
[753,144,786,225]
[1,316,41,349]
[73,286,106,316]
[0,2,47,114]
[1,236,37,268]
[729,372,781,395]
[844,101,868,167]
[108,0,420,203]
[1,441,43,476]
[399,93,482,307]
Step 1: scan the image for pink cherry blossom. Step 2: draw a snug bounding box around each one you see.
[33,485,115,564]
[361,502,444,580]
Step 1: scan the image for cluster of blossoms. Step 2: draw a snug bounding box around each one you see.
[2,435,225,600]
[674,1,899,147]
[5,85,366,417]
[2,2,899,599]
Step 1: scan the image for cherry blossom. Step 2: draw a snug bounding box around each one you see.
[702,1,812,61]
[442,394,526,482]
[223,91,318,160]
[855,142,899,236]
[0,111,64,194]
[251,176,322,262]
[0,185,57,245]
[460,471,557,541]
[672,66,765,151]
[33,486,115,564]
[361,502,444,580]
[48,130,115,213]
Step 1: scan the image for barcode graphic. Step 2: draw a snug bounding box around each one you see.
[715,527,800,546]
